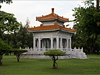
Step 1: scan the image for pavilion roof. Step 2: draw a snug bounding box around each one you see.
[36,8,69,22]
[28,23,76,33]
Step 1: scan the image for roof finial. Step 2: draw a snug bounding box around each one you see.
[52,8,54,13]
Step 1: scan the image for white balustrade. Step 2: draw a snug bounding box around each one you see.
[20,47,87,59]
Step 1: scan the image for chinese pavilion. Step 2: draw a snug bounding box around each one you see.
[21,8,87,59]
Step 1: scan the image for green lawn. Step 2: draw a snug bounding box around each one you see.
[0,55,100,75]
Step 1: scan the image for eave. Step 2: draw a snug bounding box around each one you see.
[28,28,76,34]
[28,23,76,34]
[36,8,69,22]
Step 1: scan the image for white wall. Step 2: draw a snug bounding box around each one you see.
[41,20,64,26]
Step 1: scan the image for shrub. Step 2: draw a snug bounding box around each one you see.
[12,49,28,62]
[0,39,12,66]
[44,49,66,69]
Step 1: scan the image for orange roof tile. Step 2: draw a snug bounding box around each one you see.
[28,23,76,33]
[36,8,69,22]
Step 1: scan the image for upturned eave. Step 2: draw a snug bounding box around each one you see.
[36,8,69,22]
[28,28,76,34]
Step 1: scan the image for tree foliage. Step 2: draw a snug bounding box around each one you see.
[0,11,21,39]
[12,49,28,62]
[0,39,12,66]
[0,0,12,8]
[15,19,33,48]
[0,0,12,4]
[44,50,66,56]
[1,18,33,48]
[44,50,66,69]
[72,0,100,54]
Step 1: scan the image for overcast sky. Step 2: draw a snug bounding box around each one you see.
[0,0,96,28]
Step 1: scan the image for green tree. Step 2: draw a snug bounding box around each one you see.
[16,24,28,48]
[44,49,66,69]
[0,11,21,39]
[1,18,33,49]
[0,0,12,3]
[72,0,100,54]
[0,11,21,48]
[16,19,33,48]
[0,0,12,8]
[94,34,100,54]
[12,49,27,62]
[0,39,12,66]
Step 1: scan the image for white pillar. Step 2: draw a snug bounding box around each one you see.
[60,37,63,51]
[57,36,59,49]
[42,40,45,48]
[33,37,36,48]
[70,38,71,49]
[38,37,41,50]
[33,37,36,51]
[67,39,68,49]
[51,36,53,49]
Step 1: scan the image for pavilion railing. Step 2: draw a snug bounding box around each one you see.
[20,47,83,55]
[20,47,87,59]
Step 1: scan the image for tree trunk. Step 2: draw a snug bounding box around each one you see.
[97,50,99,55]
[0,55,3,66]
[53,56,56,68]
[17,55,20,62]
[87,34,97,54]
[52,56,58,69]
[91,40,94,54]
[96,0,99,12]
[91,35,97,54]
[87,39,91,54]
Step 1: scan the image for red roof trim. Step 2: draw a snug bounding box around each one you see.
[36,8,69,22]
[28,23,76,32]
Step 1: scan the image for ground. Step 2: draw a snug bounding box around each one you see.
[0,54,100,75]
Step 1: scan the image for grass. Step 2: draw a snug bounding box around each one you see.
[0,54,100,75]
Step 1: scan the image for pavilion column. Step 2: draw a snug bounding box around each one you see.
[70,38,71,49]
[51,36,53,49]
[56,36,59,49]
[60,37,63,51]
[42,40,45,48]
[33,37,36,50]
[67,39,68,49]
[38,37,41,50]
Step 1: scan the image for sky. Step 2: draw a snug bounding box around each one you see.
[0,0,95,28]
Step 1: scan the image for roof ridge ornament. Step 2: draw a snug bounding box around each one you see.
[52,8,54,14]
[36,8,69,22]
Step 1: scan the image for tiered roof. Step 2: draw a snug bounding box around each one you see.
[28,23,76,33]
[36,8,69,22]
[28,8,76,33]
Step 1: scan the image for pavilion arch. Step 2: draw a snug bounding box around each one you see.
[41,38,51,48]
[62,38,68,48]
